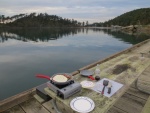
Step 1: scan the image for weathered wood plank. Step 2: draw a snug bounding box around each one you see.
[137,80,150,94]
[56,100,73,113]
[42,100,57,113]
[20,98,50,113]
[0,88,35,112]
[130,80,137,89]
[114,93,146,113]
[138,73,150,82]
[43,99,73,113]
[1,105,25,113]
[136,65,150,94]
[126,87,149,100]
[34,94,45,103]
[130,67,150,90]
[107,106,127,113]
[141,96,150,113]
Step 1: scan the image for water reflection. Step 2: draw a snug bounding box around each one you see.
[0,28,149,100]
[0,28,149,44]
[0,28,78,42]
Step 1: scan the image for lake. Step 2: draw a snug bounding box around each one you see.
[0,28,149,100]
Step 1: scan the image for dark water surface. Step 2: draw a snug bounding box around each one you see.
[0,28,149,100]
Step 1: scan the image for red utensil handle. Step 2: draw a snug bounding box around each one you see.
[88,75,95,80]
[102,86,105,95]
[36,74,50,80]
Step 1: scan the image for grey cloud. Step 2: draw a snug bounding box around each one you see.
[0,0,149,23]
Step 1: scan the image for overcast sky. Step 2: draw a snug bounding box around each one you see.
[0,0,149,23]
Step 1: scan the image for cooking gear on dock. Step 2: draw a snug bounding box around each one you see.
[36,73,81,99]
[46,81,81,99]
[57,82,81,99]
[80,70,95,80]
[36,73,73,86]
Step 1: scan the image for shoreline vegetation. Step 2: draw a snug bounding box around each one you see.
[120,25,150,37]
[0,8,150,36]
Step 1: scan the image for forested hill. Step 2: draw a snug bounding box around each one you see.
[103,8,150,26]
[5,13,82,27]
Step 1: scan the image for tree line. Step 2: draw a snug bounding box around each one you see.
[1,8,149,27]
[93,8,150,27]
[0,13,89,27]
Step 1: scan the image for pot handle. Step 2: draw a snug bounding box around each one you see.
[36,74,50,80]
[88,75,95,80]
[63,74,71,79]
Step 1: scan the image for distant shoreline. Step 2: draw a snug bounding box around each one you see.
[0,26,111,29]
[121,25,150,36]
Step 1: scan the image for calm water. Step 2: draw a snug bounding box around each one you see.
[0,28,149,100]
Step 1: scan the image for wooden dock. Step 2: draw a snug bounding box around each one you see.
[0,39,150,113]
[108,65,150,113]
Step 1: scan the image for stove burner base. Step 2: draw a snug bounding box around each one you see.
[47,81,81,99]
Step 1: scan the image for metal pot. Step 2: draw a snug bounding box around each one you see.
[36,73,73,86]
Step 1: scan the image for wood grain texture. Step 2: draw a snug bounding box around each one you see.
[107,106,127,113]
[42,100,57,113]
[20,98,50,113]
[126,87,149,100]
[114,93,146,113]
[137,65,150,94]
[34,94,45,103]
[0,88,35,112]
[56,100,74,113]
[141,96,150,113]
[1,105,25,113]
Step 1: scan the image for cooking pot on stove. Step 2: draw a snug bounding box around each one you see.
[36,73,74,86]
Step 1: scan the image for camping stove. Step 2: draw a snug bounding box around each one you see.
[47,80,81,99]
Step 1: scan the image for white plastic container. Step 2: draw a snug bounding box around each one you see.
[95,64,100,76]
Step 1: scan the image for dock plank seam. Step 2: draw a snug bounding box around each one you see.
[36,100,52,113]
[125,92,149,101]
[109,106,129,113]
[125,90,149,101]
[18,104,27,113]
[19,97,50,113]
[110,84,148,113]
